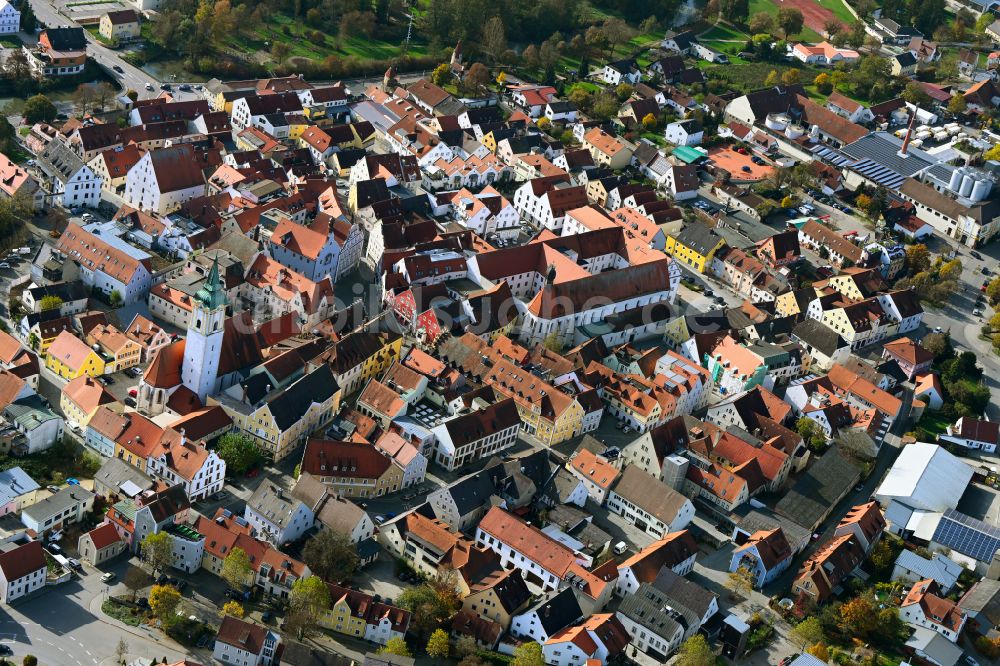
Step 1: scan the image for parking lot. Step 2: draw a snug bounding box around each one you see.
[707,145,774,181]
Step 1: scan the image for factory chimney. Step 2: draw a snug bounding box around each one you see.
[898,112,917,158]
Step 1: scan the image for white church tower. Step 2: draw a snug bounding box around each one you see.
[182,258,227,403]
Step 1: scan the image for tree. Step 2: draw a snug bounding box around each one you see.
[115,638,129,664]
[987,277,1000,305]
[302,529,359,583]
[791,617,825,650]
[939,258,963,281]
[287,576,330,637]
[749,13,775,35]
[948,94,967,115]
[399,575,461,638]
[222,601,245,617]
[463,63,490,95]
[677,635,715,666]
[807,643,830,661]
[976,12,995,32]
[109,290,123,308]
[270,42,290,62]
[840,596,877,636]
[482,16,507,63]
[796,417,827,452]
[149,584,182,621]
[906,244,931,274]
[431,63,452,87]
[22,657,37,666]
[455,635,478,659]
[764,70,780,86]
[814,72,832,94]
[122,565,149,602]
[26,332,38,351]
[781,69,801,85]
[20,2,35,32]
[921,332,953,360]
[823,19,842,37]
[426,629,450,662]
[641,113,658,131]
[614,82,634,102]
[378,637,412,657]
[720,0,750,24]
[522,44,540,70]
[221,547,255,590]
[536,117,552,133]
[94,82,116,111]
[512,642,545,666]
[215,432,260,474]
[590,91,620,120]
[601,17,633,57]
[141,532,173,575]
[727,566,755,598]
[39,295,63,312]
[777,7,804,38]
[877,606,903,640]
[23,95,57,124]
[902,82,932,107]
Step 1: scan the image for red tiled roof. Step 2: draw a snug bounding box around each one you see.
[87,522,123,551]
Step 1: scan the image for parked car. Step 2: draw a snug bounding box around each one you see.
[375,515,386,524]
[124,397,136,407]
[67,558,81,570]
[0,645,11,655]
[101,572,116,582]
[46,485,60,494]
[971,251,983,260]
[145,83,154,91]
[128,388,138,397]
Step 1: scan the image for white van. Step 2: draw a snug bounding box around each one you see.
[613,541,628,555]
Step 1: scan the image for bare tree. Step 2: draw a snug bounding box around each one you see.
[482,16,506,63]
[115,638,129,664]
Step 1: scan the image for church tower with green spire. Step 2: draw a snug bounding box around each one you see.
[182,257,228,403]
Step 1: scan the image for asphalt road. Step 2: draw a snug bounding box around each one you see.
[0,560,193,666]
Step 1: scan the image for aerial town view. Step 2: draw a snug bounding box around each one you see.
[0,0,996,663]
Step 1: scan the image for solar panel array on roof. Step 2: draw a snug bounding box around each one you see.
[811,145,852,167]
[848,159,907,189]
[932,508,1000,562]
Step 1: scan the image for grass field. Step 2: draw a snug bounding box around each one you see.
[815,0,857,23]
[747,0,824,41]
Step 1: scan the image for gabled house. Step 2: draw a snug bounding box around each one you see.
[214,616,281,666]
[542,613,631,666]
[729,528,793,589]
[792,533,866,604]
[615,530,698,596]
[900,579,967,642]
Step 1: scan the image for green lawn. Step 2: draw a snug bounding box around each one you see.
[699,23,749,42]
[816,0,857,23]
[220,11,430,65]
[916,410,951,440]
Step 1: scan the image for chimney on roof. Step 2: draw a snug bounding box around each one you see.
[898,112,917,158]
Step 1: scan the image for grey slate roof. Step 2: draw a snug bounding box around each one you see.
[618,581,699,640]
[248,480,302,530]
[611,465,690,526]
[38,140,90,186]
[652,566,718,619]
[960,578,1000,620]
[775,446,861,531]
[792,319,848,357]
[523,587,584,635]
[94,457,154,496]
[21,485,94,525]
